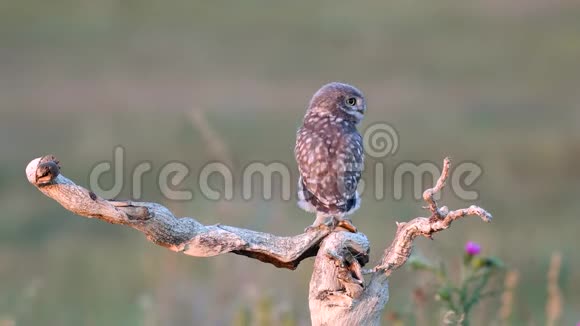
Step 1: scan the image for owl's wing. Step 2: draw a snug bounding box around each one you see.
[295,127,328,199]
[333,131,364,205]
[295,127,363,212]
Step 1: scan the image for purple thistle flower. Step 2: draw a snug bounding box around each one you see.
[465,241,481,256]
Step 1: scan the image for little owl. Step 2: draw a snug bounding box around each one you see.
[295,82,366,233]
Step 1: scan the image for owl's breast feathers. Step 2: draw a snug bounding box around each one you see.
[295,114,364,215]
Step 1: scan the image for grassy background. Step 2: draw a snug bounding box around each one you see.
[1,1,579,325]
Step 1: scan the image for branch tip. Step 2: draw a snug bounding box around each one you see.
[26,154,329,270]
[376,157,492,276]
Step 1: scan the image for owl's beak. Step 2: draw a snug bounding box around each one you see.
[349,105,366,122]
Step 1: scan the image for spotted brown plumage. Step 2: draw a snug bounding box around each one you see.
[295,82,366,232]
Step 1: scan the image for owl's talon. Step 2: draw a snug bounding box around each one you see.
[337,219,358,233]
[324,216,337,227]
[305,216,336,232]
[305,217,357,233]
[304,223,329,233]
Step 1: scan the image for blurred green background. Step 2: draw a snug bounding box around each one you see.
[1,1,579,325]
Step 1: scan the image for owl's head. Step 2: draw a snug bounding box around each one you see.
[307,82,367,124]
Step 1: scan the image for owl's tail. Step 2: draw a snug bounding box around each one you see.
[296,177,361,216]
[297,177,318,213]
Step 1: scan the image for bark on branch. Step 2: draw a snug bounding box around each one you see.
[26,155,491,325]
[25,155,330,269]
[375,157,492,276]
[306,157,492,325]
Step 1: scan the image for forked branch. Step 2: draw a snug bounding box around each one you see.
[375,157,492,276]
[26,155,491,326]
[307,158,492,326]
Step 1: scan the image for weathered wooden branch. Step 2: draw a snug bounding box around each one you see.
[307,157,492,325]
[26,155,491,325]
[25,155,330,269]
[375,157,492,276]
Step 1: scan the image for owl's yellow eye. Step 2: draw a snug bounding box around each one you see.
[346,97,357,106]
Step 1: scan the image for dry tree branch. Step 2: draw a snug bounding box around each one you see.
[26,155,491,326]
[25,155,329,269]
[374,157,492,276]
[307,158,492,325]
